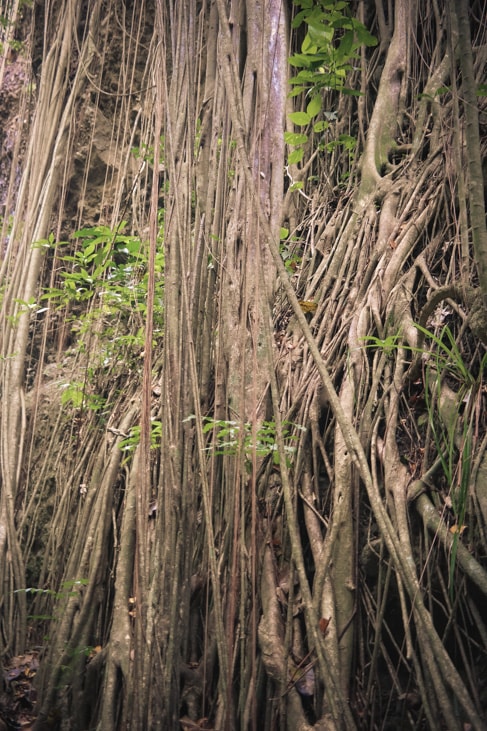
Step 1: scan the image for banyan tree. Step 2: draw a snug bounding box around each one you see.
[0,0,486,729]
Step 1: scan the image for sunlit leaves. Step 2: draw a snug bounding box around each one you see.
[284,132,308,145]
[286,1,376,176]
[307,95,322,117]
[288,148,304,164]
[42,221,165,316]
[119,420,163,457]
[184,416,306,468]
[289,0,377,96]
[289,111,312,126]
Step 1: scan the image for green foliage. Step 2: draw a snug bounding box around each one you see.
[60,381,107,412]
[324,132,356,153]
[7,295,47,325]
[280,227,303,273]
[119,420,163,457]
[15,579,89,620]
[42,222,164,315]
[185,416,306,468]
[362,323,486,598]
[286,0,376,178]
[39,219,164,388]
[360,332,403,355]
[0,0,31,51]
[290,0,377,95]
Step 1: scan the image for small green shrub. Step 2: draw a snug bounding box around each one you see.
[185,416,306,468]
[362,323,486,597]
[37,219,165,405]
[119,420,163,459]
[286,0,377,167]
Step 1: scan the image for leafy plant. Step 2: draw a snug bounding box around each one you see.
[119,420,163,458]
[290,0,377,96]
[185,416,306,468]
[286,0,377,165]
[362,323,486,597]
[41,223,159,309]
[280,227,303,273]
[38,220,165,399]
[60,381,107,412]
[15,579,89,620]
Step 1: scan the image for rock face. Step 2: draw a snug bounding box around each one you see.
[0,33,143,240]
[0,54,31,221]
[64,102,141,230]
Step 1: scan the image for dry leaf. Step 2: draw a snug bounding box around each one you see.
[319,617,331,636]
[298,300,318,314]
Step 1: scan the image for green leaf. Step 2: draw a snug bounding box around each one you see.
[83,241,97,259]
[341,87,363,96]
[74,225,111,238]
[288,85,307,97]
[307,22,334,46]
[284,132,308,145]
[313,120,329,133]
[354,25,378,46]
[291,9,309,29]
[306,95,322,118]
[290,70,316,83]
[280,227,289,240]
[62,578,89,588]
[301,34,317,55]
[288,148,304,164]
[61,383,85,408]
[337,133,357,149]
[336,30,354,61]
[289,53,314,69]
[289,111,311,126]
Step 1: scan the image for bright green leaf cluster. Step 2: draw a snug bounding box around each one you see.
[42,222,164,316]
[40,220,165,361]
[119,420,163,457]
[38,220,165,406]
[286,0,377,166]
[290,0,377,97]
[60,381,107,412]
